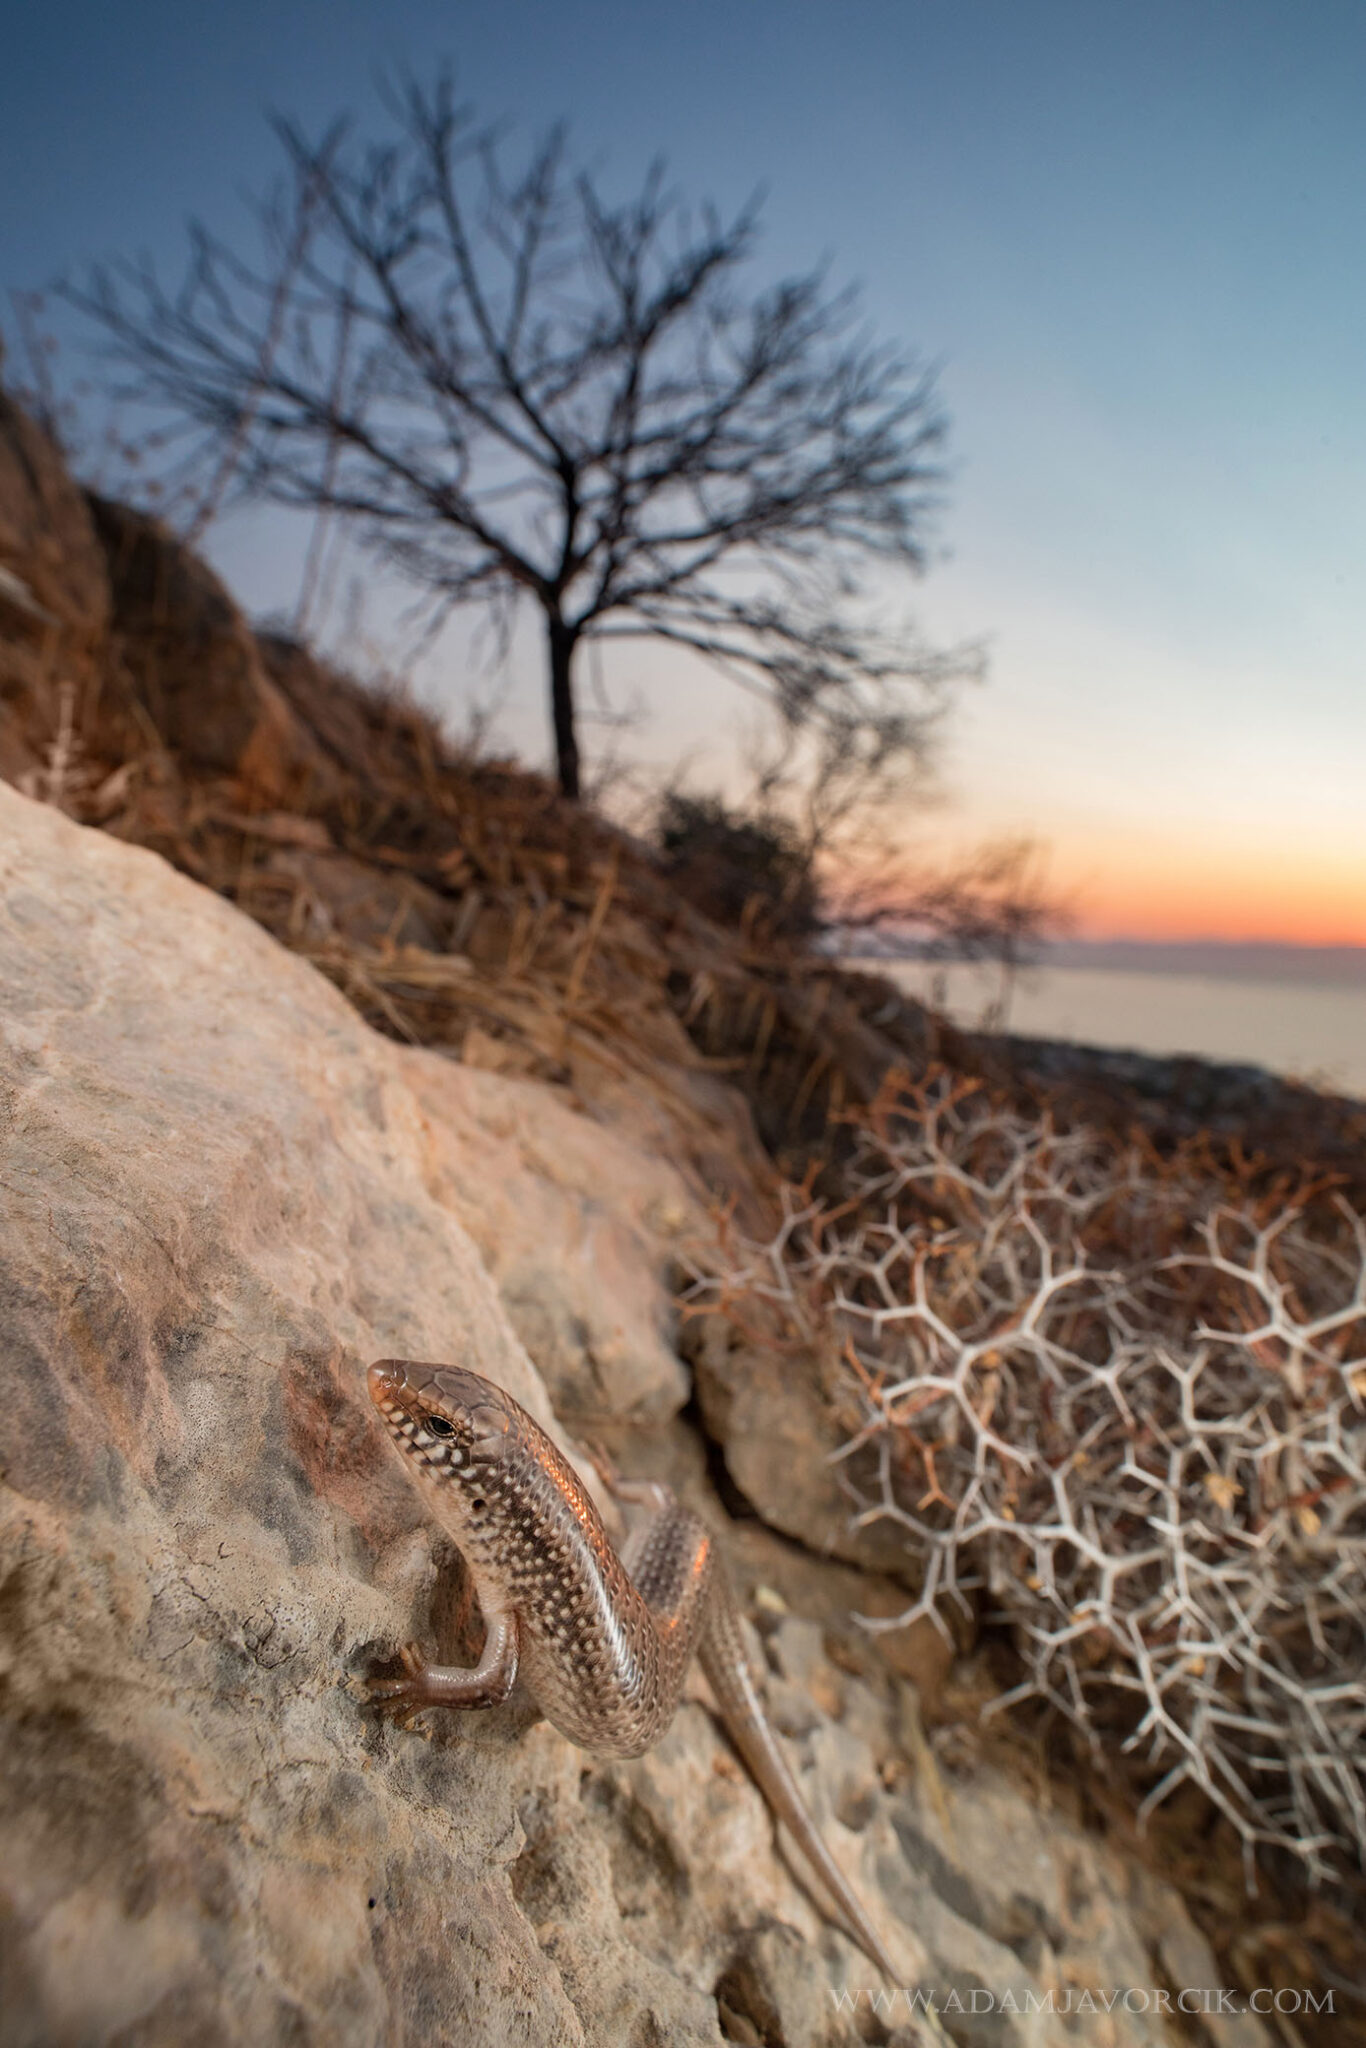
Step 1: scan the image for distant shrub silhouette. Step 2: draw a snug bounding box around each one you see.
[657,792,819,942]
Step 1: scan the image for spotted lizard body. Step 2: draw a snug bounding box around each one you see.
[365,1357,899,1980]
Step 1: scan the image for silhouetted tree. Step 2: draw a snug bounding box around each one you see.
[70,73,972,798]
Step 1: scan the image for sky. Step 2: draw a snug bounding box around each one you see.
[4,0,1364,944]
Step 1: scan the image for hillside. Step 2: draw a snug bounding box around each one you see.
[4,389,1365,1217]
[3,388,1364,2042]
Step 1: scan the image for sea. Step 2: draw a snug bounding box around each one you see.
[852,942,1366,1103]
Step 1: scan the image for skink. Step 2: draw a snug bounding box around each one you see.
[365,1358,899,1980]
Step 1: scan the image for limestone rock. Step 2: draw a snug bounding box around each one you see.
[0,395,109,656]
[0,394,110,788]
[395,1053,694,1423]
[86,495,330,804]
[684,1310,920,1582]
[0,783,1267,2045]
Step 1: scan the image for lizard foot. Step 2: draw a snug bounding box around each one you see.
[366,1615,520,1716]
[366,1642,437,1722]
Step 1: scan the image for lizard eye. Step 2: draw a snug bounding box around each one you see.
[422,1413,457,1440]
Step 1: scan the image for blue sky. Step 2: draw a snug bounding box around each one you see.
[5,0,1364,938]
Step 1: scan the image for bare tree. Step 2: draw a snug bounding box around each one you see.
[67,73,975,798]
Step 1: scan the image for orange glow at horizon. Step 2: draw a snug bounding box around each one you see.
[1059,841,1366,946]
[837,830,1366,948]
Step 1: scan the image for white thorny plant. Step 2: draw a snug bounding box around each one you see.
[683,1073,1366,1881]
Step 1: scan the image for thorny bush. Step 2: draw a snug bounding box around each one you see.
[686,1072,1366,1879]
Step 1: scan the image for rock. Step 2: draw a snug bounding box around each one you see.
[0,402,330,817]
[0,780,575,2043]
[683,1311,920,1583]
[85,495,329,804]
[0,394,110,789]
[0,783,1269,2045]
[592,1401,962,1718]
[0,396,109,656]
[395,1054,694,1424]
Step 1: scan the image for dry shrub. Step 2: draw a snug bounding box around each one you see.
[687,1071,1366,1878]
[655,791,820,942]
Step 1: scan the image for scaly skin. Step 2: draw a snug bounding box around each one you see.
[365,1357,899,1980]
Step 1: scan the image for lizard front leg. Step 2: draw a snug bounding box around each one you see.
[368,1609,520,1714]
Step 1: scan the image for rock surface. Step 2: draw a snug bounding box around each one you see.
[0,782,1267,2046]
[0,392,111,790]
[395,1054,693,1424]
[86,494,329,804]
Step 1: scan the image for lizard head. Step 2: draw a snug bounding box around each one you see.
[367,1358,520,1509]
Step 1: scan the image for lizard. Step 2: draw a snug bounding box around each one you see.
[364,1357,900,1981]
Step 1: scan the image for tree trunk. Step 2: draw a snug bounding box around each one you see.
[547,617,580,800]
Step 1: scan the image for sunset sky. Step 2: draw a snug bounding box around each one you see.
[4,0,1364,944]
